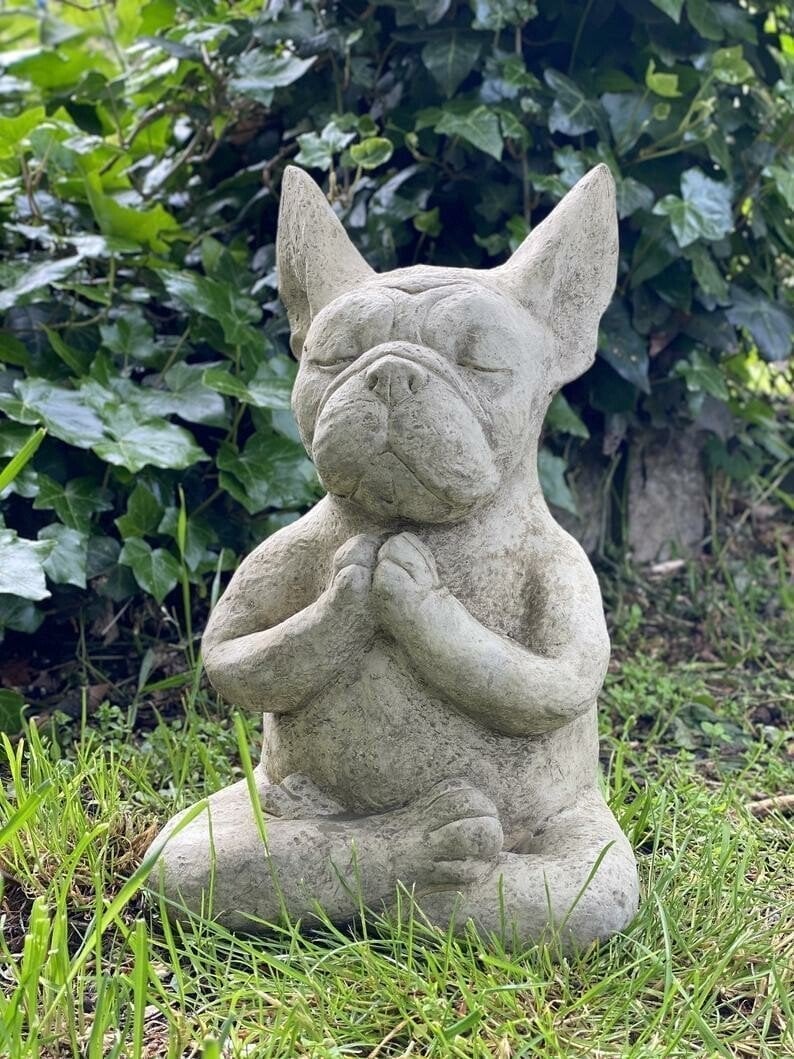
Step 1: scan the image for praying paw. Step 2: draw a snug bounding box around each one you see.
[372,532,443,637]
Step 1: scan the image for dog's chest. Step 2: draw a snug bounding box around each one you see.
[258,516,587,818]
[261,631,594,827]
[260,549,558,817]
[262,636,494,810]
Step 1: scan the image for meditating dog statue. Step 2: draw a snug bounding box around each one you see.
[146,163,639,950]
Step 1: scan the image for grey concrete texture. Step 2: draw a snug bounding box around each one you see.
[146,164,640,951]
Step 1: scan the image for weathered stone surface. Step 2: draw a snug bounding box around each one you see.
[627,427,706,563]
[146,164,639,951]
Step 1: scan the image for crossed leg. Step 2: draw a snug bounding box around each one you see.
[414,790,639,950]
[146,772,637,950]
[145,768,504,932]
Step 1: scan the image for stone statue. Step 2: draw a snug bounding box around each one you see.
[146,164,639,950]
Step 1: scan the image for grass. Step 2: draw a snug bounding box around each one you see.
[1,541,792,1057]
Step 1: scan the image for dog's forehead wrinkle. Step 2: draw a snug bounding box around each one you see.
[372,277,505,306]
[349,281,529,350]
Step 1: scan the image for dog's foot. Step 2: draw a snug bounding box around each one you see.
[398,778,503,887]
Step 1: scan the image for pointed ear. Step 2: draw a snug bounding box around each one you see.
[495,164,618,389]
[276,166,375,357]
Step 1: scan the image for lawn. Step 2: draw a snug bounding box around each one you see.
[1,541,792,1059]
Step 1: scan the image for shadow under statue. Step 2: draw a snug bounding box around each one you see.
[145,163,640,951]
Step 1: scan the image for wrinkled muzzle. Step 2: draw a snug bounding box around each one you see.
[306,343,501,523]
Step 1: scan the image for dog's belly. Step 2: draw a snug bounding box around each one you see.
[260,640,599,836]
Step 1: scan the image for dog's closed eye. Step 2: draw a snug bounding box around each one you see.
[315,356,358,372]
[305,341,359,372]
[458,356,510,374]
[455,330,514,375]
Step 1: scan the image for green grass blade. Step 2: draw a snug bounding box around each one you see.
[0,428,46,492]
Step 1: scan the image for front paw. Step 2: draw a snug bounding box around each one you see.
[332,533,383,576]
[372,532,442,635]
[328,533,382,607]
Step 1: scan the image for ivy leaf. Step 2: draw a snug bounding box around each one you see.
[349,137,394,170]
[630,224,678,286]
[201,367,252,405]
[712,45,753,84]
[141,34,201,61]
[414,207,442,237]
[33,475,111,531]
[686,244,729,305]
[0,255,83,312]
[0,690,25,736]
[674,349,730,401]
[163,271,262,349]
[498,108,530,148]
[598,300,650,392]
[0,107,46,159]
[119,537,180,604]
[85,536,121,580]
[645,59,680,97]
[602,92,654,153]
[0,529,53,601]
[161,362,228,427]
[417,0,452,23]
[545,393,590,438]
[765,163,794,209]
[44,328,91,375]
[471,0,536,30]
[229,50,316,106]
[682,311,739,354]
[705,436,762,481]
[0,332,29,367]
[295,132,334,170]
[649,0,684,21]
[421,34,481,97]
[0,379,105,448]
[115,483,163,538]
[545,70,608,139]
[38,523,88,588]
[655,259,692,312]
[652,194,707,247]
[726,286,793,362]
[158,507,214,573]
[202,360,294,410]
[538,448,577,515]
[99,309,157,363]
[84,174,180,253]
[295,121,355,170]
[435,103,503,160]
[92,408,207,473]
[653,168,733,248]
[687,0,724,41]
[616,177,654,219]
[0,596,44,636]
[217,432,319,515]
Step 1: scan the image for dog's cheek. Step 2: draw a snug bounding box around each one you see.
[488,373,540,467]
[291,372,328,450]
[312,390,388,493]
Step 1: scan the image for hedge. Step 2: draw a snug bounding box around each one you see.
[0,0,791,645]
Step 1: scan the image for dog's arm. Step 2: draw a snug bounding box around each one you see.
[373,534,609,737]
[202,521,376,715]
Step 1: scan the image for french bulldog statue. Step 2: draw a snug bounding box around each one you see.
[147,164,639,950]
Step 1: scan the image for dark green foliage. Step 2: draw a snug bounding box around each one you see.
[0,0,791,639]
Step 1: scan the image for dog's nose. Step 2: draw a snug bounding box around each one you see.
[365,356,428,405]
